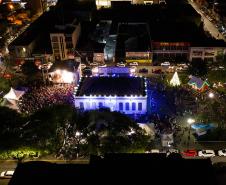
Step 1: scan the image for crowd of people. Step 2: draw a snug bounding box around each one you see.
[19,84,75,114]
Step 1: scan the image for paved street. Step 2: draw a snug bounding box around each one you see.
[0,159,89,185]
[0,160,17,185]
[188,0,226,42]
[0,155,226,185]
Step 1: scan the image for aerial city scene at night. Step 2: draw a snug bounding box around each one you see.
[1,0,226,184]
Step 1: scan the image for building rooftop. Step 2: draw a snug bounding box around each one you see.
[32,33,53,55]
[117,23,151,52]
[10,11,55,46]
[50,15,79,34]
[10,10,79,47]
[76,22,105,53]
[9,154,217,185]
[76,76,146,96]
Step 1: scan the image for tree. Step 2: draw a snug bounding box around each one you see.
[21,62,41,83]
[0,77,10,92]
[24,104,78,151]
[0,107,25,149]
[188,59,208,77]
[78,110,151,155]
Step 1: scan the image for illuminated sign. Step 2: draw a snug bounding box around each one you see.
[126,59,152,63]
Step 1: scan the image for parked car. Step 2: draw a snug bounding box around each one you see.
[181,149,197,157]
[161,61,170,66]
[129,62,138,66]
[82,67,92,76]
[90,62,98,66]
[0,171,14,179]
[167,149,179,156]
[206,15,213,21]
[116,63,125,67]
[150,149,160,153]
[218,149,226,156]
[99,64,107,67]
[80,64,86,69]
[139,68,148,73]
[198,150,215,157]
[153,69,163,74]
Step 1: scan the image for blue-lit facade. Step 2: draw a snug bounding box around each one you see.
[74,76,148,115]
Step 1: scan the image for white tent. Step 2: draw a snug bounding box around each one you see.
[170,72,181,86]
[2,99,20,110]
[3,87,25,101]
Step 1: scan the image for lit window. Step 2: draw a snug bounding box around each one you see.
[132,102,136,111]
[86,102,90,109]
[125,102,130,111]
[119,102,123,111]
[138,103,142,111]
[92,102,96,109]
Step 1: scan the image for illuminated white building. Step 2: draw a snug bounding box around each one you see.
[95,0,162,8]
[74,76,147,115]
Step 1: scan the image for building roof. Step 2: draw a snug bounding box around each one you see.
[9,154,217,185]
[51,25,77,34]
[32,33,53,55]
[188,76,209,89]
[49,60,80,73]
[50,15,79,34]
[76,76,146,96]
[76,22,105,53]
[117,23,151,52]
[10,11,55,46]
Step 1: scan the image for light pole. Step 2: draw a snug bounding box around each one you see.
[208,92,214,99]
[187,118,195,148]
[75,131,81,158]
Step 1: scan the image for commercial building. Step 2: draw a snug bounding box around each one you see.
[74,76,147,115]
[8,11,55,64]
[9,9,81,63]
[76,20,111,63]
[26,0,58,15]
[50,17,81,61]
[116,23,151,64]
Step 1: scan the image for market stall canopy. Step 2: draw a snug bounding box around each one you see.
[2,99,19,110]
[188,76,209,92]
[3,87,25,100]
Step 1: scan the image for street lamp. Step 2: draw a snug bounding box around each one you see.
[75,131,81,137]
[187,118,195,149]
[75,131,81,158]
[187,118,195,124]
[208,92,214,98]
[9,4,14,11]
